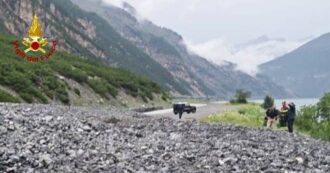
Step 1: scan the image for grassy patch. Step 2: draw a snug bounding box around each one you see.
[0,89,20,103]
[200,104,264,128]
[200,103,314,138]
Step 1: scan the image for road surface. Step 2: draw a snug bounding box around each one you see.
[144,102,239,120]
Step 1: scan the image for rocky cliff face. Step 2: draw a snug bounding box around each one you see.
[0,0,188,95]
[72,0,291,99]
[1,103,330,172]
[0,0,104,57]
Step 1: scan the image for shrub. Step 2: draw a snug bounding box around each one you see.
[231,89,251,104]
[161,92,170,101]
[295,105,318,132]
[106,84,118,98]
[87,79,109,98]
[295,93,330,141]
[262,95,274,109]
[20,93,34,103]
[55,87,70,104]
[317,93,330,121]
[0,90,20,103]
[74,88,81,96]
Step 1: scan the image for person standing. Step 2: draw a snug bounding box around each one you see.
[279,101,289,127]
[287,102,296,133]
[266,104,279,128]
[178,104,184,119]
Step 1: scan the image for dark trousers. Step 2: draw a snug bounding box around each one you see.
[287,119,294,133]
[179,112,183,119]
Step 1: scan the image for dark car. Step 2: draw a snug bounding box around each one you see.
[173,103,197,115]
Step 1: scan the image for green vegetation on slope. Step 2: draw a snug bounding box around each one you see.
[0,33,168,104]
[201,104,264,128]
[0,89,20,103]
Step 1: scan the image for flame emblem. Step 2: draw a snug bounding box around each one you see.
[22,15,48,53]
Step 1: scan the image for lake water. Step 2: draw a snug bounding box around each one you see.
[251,98,319,110]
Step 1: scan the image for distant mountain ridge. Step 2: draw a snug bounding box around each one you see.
[71,0,290,99]
[260,33,330,97]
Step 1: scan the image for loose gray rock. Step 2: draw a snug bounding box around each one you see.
[0,103,330,172]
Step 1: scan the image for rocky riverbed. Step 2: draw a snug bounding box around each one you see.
[0,103,330,173]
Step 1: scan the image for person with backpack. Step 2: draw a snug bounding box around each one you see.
[287,102,296,133]
[265,104,280,128]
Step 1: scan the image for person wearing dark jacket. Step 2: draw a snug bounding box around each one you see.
[287,102,296,133]
[266,105,279,128]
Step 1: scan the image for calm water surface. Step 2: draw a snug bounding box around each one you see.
[251,98,319,110]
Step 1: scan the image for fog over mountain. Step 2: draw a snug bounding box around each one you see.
[71,0,291,98]
[101,0,323,75]
[187,36,311,75]
[103,0,330,44]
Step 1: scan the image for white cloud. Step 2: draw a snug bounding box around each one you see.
[107,0,330,44]
[99,0,316,76]
[102,0,124,7]
[186,36,310,75]
[186,38,233,65]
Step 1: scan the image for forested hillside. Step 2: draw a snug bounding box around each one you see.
[0,33,168,105]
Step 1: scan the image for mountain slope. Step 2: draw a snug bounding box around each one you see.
[71,0,290,99]
[0,32,168,106]
[260,33,330,97]
[0,0,189,95]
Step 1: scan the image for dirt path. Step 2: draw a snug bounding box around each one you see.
[144,102,239,120]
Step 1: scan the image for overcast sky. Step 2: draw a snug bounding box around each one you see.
[105,0,330,74]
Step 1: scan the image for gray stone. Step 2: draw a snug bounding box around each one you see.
[0,126,7,134]
[44,116,53,122]
[67,150,76,157]
[0,103,329,172]
[7,124,15,131]
[41,154,53,165]
[82,125,92,131]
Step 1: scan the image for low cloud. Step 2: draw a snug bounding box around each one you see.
[102,0,124,7]
[186,36,310,75]
[100,0,312,76]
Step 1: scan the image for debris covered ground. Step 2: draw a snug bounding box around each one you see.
[0,103,330,172]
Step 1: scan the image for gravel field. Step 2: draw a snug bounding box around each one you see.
[0,103,330,173]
